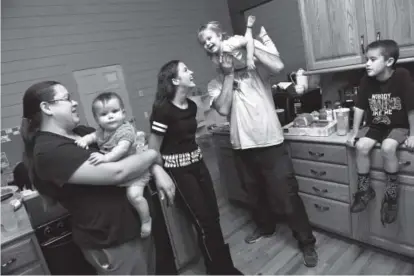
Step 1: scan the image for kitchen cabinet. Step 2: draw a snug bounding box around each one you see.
[298,0,414,72]
[1,234,49,275]
[298,0,367,70]
[365,0,414,59]
[285,134,414,258]
[288,141,352,238]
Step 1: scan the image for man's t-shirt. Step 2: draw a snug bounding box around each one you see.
[33,126,141,249]
[207,40,284,150]
[356,67,414,128]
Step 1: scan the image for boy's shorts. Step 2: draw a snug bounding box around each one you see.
[356,126,409,144]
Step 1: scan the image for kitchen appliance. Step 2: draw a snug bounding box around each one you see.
[272,87,322,125]
[23,196,96,275]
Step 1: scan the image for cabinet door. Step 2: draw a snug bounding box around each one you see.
[298,0,366,70]
[365,180,414,257]
[365,0,414,59]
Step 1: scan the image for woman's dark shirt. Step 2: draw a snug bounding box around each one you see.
[33,126,141,249]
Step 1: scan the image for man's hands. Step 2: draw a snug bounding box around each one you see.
[219,53,234,76]
[246,58,256,71]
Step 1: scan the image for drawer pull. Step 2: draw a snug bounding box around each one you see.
[310,169,326,177]
[314,204,330,212]
[2,258,16,268]
[312,186,328,193]
[399,160,411,167]
[308,151,324,158]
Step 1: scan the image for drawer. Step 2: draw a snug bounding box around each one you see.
[300,192,351,236]
[289,142,347,165]
[1,237,38,274]
[297,176,349,203]
[292,159,349,184]
[370,149,414,175]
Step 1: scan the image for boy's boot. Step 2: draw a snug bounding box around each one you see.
[350,173,376,213]
[380,172,400,226]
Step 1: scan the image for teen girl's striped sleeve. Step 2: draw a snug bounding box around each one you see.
[150,105,169,136]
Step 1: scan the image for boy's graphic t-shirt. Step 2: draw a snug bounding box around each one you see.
[355,67,414,128]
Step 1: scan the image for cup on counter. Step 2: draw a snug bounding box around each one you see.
[334,108,350,136]
[1,203,19,232]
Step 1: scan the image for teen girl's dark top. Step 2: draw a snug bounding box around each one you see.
[150,99,202,168]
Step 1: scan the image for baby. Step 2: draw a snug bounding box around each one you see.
[75,92,152,238]
[198,15,280,71]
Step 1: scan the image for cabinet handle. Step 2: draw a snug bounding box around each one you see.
[308,151,324,158]
[310,169,327,177]
[399,160,411,167]
[312,186,328,193]
[376,31,381,41]
[360,35,365,54]
[314,204,330,212]
[2,258,16,268]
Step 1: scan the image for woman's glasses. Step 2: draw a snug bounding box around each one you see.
[47,95,73,103]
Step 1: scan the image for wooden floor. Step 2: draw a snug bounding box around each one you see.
[183,136,414,275]
[182,201,414,275]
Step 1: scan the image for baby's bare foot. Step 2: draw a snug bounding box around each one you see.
[141,217,152,238]
[247,15,256,28]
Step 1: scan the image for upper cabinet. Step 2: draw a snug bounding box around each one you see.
[298,0,414,71]
[299,0,366,70]
[365,0,414,59]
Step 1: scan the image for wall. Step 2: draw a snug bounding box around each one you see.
[227,0,271,34]
[244,0,306,84]
[1,0,232,180]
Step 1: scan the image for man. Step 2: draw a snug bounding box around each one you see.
[199,22,318,267]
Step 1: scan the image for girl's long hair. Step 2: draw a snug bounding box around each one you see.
[151,60,180,115]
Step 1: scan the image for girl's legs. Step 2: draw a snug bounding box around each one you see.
[127,181,152,238]
[169,161,242,275]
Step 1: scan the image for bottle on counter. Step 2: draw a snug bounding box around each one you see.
[325,101,333,121]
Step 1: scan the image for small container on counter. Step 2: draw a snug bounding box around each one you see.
[334,108,350,135]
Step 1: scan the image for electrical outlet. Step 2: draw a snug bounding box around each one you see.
[138,90,144,97]
[144,111,149,118]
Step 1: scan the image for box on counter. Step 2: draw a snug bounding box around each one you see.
[283,120,337,137]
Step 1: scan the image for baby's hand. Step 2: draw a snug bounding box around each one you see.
[88,152,108,165]
[75,137,89,149]
[247,15,256,28]
[246,57,256,70]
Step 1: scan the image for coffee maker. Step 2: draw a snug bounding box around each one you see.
[339,86,358,127]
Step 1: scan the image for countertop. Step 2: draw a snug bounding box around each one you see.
[1,204,34,246]
[210,125,412,151]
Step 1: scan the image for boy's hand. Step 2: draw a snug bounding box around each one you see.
[75,137,89,149]
[404,136,414,150]
[88,152,108,165]
[347,132,358,147]
[246,58,256,70]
